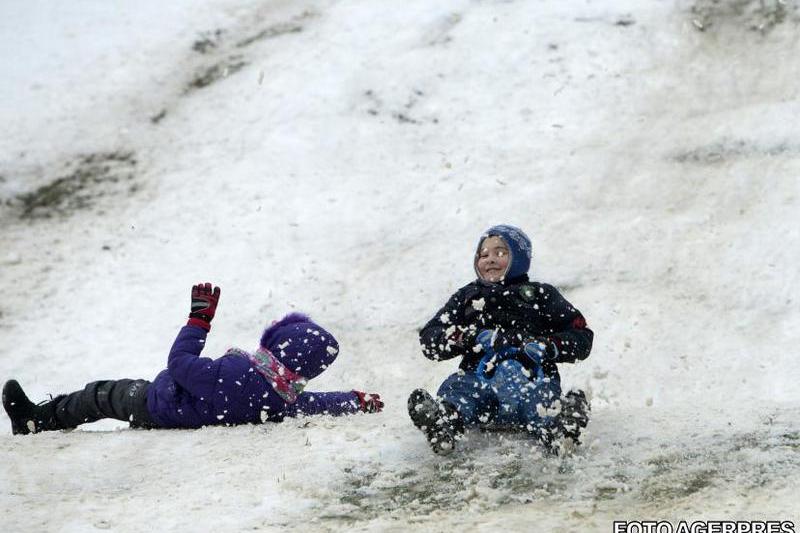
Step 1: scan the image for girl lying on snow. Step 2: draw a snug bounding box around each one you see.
[2,283,383,434]
[409,224,593,455]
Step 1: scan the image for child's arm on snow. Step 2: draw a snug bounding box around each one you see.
[283,390,382,417]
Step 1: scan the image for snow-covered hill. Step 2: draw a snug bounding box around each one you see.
[1,1,799,531]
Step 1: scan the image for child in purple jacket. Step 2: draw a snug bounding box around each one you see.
[2,283,383,434]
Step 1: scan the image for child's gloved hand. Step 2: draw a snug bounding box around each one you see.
[476,329,507,352]
[475,329,496,352]
[523,339,557,366]
[187,282,221,331]
[352,391,384,413]
[445,327,465,348]
[476,344,521,381]
[475,328,518,354]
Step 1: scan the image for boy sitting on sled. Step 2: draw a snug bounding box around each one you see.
[409,225,592,455]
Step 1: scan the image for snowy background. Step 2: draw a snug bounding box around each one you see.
[1,0,799,531]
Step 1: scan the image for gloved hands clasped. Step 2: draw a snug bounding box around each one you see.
[475,329,507,354]
[475,329,557,380]
[188,282,221,331]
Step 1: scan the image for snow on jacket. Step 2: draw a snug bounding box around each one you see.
[147,324,360,429]
[419,225,593,380]
[419,277,593,375]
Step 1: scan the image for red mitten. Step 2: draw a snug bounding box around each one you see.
[352,390,384,413]
[187,282,221,331]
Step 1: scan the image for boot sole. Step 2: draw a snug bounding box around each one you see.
[407,389,439,430]
[407,389,456,455]
[2,380,32,435]
[558,390,591,443]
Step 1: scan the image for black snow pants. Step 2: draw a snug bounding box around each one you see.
[55,379,156,429]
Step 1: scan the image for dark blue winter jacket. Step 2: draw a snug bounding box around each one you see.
[420,225,593,381]
[146,325,360,428]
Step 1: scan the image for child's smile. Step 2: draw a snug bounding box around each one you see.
[476,236,510,282]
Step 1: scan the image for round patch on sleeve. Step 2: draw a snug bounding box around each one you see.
[519,284,537,301]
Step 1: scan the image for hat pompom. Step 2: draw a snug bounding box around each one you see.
[260,312,311,349]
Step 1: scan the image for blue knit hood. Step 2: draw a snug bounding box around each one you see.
[474,224,532,282]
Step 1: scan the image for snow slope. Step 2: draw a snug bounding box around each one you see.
[1,0,799,531]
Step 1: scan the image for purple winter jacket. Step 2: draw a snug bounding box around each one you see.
[146,325,360,429]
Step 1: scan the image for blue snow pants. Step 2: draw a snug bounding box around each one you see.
[437,360,561,431]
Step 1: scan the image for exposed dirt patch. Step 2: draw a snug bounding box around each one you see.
[312,412,800,527]
[185,56,248,93]
[150,109,168,124]
[671,138,800,164]
[192,29,225,54]
[615,15,636,27]
[324,435,571,523]
[423,12,463,46]
[13,151,138,220]
[363,88,439,125]
[689,0,799,33]
[180,11,315,96]
[236,22,303,48]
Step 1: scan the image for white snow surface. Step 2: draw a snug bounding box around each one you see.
[1,0,799,531]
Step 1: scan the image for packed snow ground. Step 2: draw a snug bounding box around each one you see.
[1,0,799,531]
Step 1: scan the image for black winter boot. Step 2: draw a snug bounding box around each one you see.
[2,380,66,435]
[407,388,464,455]
[556,389,590,444]
[526,423,560,456]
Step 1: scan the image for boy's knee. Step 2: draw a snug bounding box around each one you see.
[439,371,479,388]
[449,394,497,426]
[492,359,529,384]
[498,359,524,372]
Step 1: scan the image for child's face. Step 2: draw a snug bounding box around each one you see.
[476,236,510,282]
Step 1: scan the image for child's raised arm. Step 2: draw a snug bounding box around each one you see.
[167,283,222,397]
